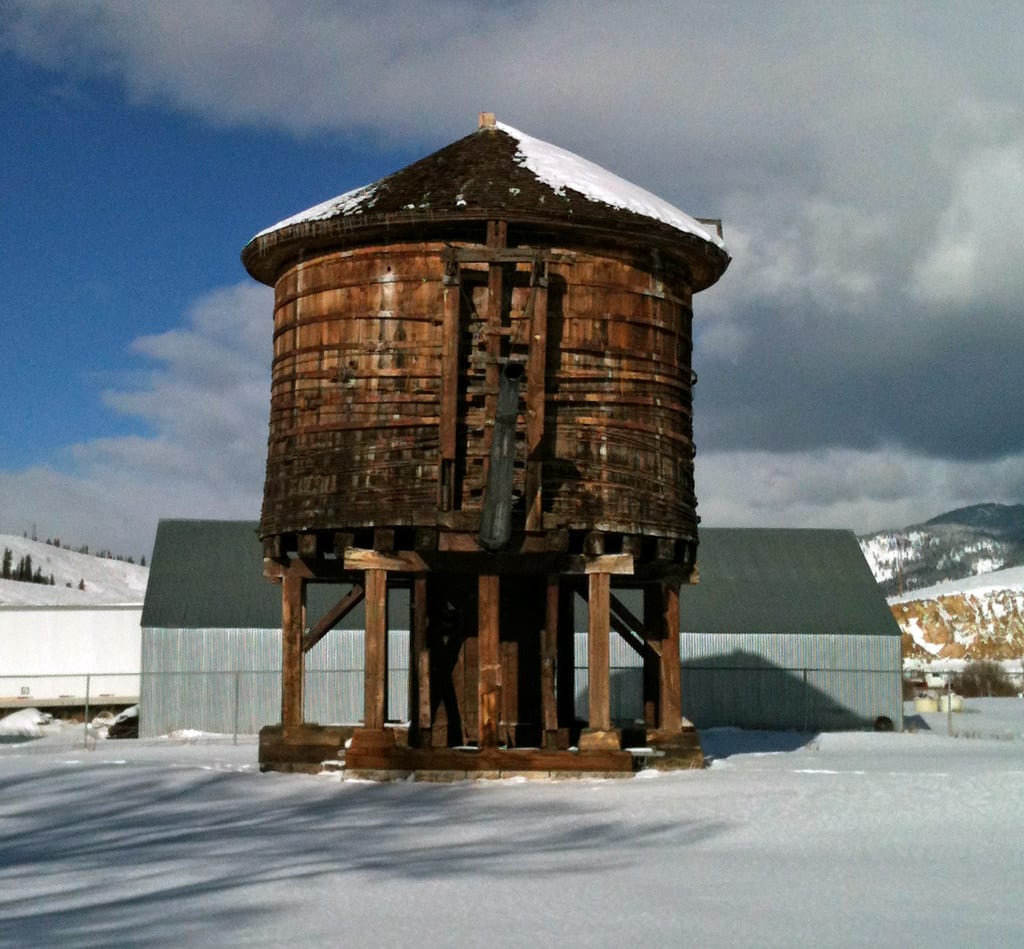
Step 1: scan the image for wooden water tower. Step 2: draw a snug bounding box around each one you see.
[243,114,729,774]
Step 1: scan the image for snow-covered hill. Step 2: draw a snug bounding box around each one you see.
[856,504,1024,664]
[0,535,147,605]
[859,502,1024,597]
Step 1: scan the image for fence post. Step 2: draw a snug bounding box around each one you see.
[947,675,953,737]
[83,673,91,747]
[802,668,808,733]
[233,671,241,746]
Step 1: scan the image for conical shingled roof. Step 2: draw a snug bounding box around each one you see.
[242,119,730,289]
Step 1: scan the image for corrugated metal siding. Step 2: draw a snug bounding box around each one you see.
[141,626,900,737]
[139,627,410,737]
[571,631,901,731]
[677,632,901,731]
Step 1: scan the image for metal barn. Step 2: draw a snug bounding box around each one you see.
[140,521,901,738]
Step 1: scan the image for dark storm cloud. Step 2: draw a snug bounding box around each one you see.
[696,298,1024,461]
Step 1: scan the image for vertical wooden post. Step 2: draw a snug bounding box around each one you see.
[659,581,682,732]
[585,571,612,734]
[438,262,460,510]
[478,573,501,748]
[410,576,430,746]
[524,261,548,531]
[482,221,507,469]
[281,570,305,734]
[363,569,388,730]
[541,574,560,743]
[642,585,660,728]
[556,578,577,737]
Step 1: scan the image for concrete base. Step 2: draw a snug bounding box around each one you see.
[577,728,622,752]
[643,724,704,770]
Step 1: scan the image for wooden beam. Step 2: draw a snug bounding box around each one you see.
[478,574,501,748]
[343,548,428,573]
[566,553,635,575]
[587,571,611,732]
[443,246,576,265]
[264,557,356,582]
[608,593,660,655]
[363,569,388,730]
[302,585,365,653]
[281,570,305,733]
[541,574,559,735]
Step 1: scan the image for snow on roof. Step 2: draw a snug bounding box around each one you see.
[255,181,380,238]
[253,121,724,249]
[496,121,724,249]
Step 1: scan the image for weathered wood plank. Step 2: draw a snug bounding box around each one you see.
[643,585,660,728]
[659,581,682,732]
[343,548,428,572]
[525,262,548,531]
[566,553,635,575]
[438,261,460,510]
[411,576,430,745]
[363,569,387,730]
[478,573,501,748]
[281,570,305,733]
[587,571,611,732]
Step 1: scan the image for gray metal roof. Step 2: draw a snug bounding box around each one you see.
[143,521,898,638]
[142,520,369,629]
[681,528,900,636]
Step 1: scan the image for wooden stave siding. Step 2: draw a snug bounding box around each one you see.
[260,241,697,541]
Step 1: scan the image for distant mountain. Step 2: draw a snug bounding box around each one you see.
[0,535,148,605]
[858,503,1024,598]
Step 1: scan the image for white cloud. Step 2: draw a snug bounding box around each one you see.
[911,137,1024,309]
[0,283,272,556]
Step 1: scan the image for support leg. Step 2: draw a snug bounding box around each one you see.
[478,574,501,749]
[659,581,682,732]
[541,574,560,747]
[579,572,620,751]
[411,575,430,747]
[281,570,305,735]
[363,569,388,730]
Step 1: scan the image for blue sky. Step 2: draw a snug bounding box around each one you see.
[2,1,1023,557]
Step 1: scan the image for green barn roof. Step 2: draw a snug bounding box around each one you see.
[143,521,898,638]
[681,528,900,637]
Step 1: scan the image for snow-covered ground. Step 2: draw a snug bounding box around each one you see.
[2,707,1023,948]
[889,564,1024,604]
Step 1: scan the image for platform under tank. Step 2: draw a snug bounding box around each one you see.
[243,114,730,775]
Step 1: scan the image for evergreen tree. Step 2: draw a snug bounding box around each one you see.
[1,547,11,580]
